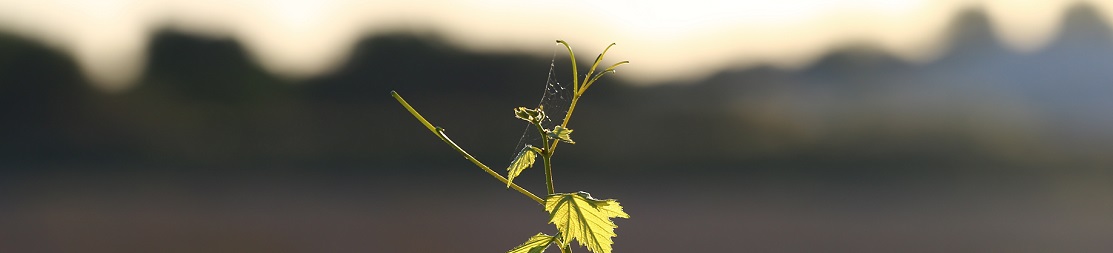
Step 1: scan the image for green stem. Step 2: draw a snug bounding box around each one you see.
[559,243,572,253]
[583,43,617,89]
[553,232,572,253]
[542,153,554,195]
[556,40,579,93]
[392,91,544,204]
[534,120,555,195]
[548,41,620,156]
[547,94,579,155]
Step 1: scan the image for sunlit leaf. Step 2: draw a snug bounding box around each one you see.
[545,192,629,253]
[506,145,541,187]
[593,199,627,219]
[514,106,546,123]
[507,233,557,253]
[547,126,575,144]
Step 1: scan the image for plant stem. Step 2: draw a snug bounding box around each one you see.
[556,40,579,94]
[547,53,626,156]
[392,91,544,204]
[547,94,579,155]
[554,233,572,253]
[534,120,555,195]
[559,244,572,253]
[542,154,554,195]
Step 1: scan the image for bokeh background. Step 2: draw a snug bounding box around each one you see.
[2,0,1113,252]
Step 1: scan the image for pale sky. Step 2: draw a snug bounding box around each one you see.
[0,0,1108,91]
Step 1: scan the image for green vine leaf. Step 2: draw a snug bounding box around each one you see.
[545,191,630,253]
[514,106,546,123]
[547,126,575,144]
[507,233,557,253]
[506,145,542,187]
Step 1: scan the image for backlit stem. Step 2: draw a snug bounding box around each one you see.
[392,91,544,204]
[534,119,555,195]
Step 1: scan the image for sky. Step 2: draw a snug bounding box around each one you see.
[0,0,1108,91]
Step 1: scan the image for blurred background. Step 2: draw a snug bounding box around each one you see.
[2,0,1113,252]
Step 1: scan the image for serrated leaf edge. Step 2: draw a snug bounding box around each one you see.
[514,106,546,123]
[544,192,629,253]
[547,126,575,144]
[507,233,557,253]
[506,145,539,187]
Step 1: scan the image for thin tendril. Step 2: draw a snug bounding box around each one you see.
[509,46,573,167]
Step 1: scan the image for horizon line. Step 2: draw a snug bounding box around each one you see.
[0,0,1110,91]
